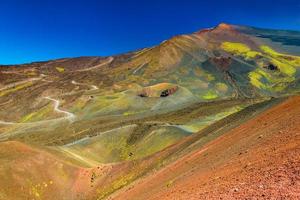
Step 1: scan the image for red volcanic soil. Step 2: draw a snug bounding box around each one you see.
[111,96,300,200]
[211,56,232,71]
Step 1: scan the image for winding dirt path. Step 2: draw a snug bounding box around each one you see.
[0,97,75,126]
[71,80,98,91]
[44,96,75,120]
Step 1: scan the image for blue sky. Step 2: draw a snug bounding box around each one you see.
[1,0,300,64]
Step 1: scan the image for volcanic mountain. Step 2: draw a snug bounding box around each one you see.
[0,24,299,200]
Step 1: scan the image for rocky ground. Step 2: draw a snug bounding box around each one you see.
[110,96,300,200]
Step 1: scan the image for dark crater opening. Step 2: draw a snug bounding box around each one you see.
[160,87,177,97]
[265,64,278,71]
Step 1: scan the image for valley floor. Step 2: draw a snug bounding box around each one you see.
[110,96,300,200]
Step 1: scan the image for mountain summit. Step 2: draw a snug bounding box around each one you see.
[1,23,300,122]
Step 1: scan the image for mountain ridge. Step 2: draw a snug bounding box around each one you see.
[1,23,300,200]
[2,23,300,67]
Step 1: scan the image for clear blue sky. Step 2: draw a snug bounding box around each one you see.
[1,0,300,64]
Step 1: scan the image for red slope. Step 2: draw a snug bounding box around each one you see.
[111,96,300,200]
[0,141,106,200]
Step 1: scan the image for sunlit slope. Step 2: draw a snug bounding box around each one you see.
[0,23,299,200]
[1,23,300,151]
[0,141,79,200]
[58,125,191,163]
[101,23,300,100]
[1,23,300,146]
[1,23,300,124]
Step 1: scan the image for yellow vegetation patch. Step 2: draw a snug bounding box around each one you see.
[202,90,218,100]
[222,42,299,89]
[221,42,261,59]
[123,110,143,116]
[26,71,37,76]
[221,42,300,76]
[248,68,295,92]
[260,45,298,76]
[20,105,53,122]
[215,82,228,93]
[27,179,52,199]
[96,173,135,200]
[245,51,261,59]
[260,45,278,55]
[166,180,174,187]
[222,42,250,53]
[204,73,215,81]
[0,82,33,97]
[248,71,265,89]
[56,67,65,73]
[270,59,295,76]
